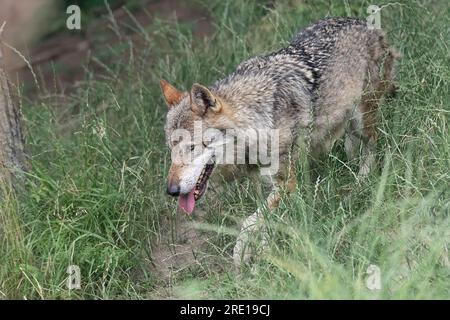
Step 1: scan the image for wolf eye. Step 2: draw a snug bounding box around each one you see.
[190,144,195,151]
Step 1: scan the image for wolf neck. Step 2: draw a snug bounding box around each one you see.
[211,76,277,129]
[209,55,312,130]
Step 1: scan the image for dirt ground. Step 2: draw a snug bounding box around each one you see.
[0,0,57,70]
[3,0,213,95]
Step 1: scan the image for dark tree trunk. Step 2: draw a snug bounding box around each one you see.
[0,23,27,188]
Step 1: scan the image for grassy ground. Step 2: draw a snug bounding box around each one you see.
[1,0,449,299]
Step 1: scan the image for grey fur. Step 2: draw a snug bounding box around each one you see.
[163,17,399,268]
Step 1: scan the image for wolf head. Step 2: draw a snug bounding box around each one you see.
[161,79,234,215]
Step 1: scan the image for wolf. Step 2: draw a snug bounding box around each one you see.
[160,17,399,268]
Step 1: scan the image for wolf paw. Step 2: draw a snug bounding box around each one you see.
[233,209,269,270]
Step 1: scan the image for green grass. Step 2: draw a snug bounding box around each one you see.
[1,0,449,299]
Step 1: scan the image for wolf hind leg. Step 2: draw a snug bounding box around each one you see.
[344,130,362,162]
[356,96,381,176]
[343,110,375,177]
[358,140,377,177]
[344,132,376,178]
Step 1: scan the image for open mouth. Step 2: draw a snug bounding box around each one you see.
[178,161,215,215]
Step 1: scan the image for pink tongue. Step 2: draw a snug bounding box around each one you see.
[178,189,196,214]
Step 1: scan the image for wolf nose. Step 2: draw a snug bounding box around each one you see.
[167,184,180,197]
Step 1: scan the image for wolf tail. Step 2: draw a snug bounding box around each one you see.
[370,30,401,99]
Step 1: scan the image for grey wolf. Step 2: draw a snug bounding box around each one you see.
[160,17,399,268]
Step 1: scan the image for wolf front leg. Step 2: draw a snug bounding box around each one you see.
[232,208,268,269]
[233,158,297,269]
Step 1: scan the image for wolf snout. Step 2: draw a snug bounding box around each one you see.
[166,184,180,197]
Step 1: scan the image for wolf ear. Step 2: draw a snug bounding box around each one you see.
[190,83,222,115]
[160,79,183,108]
